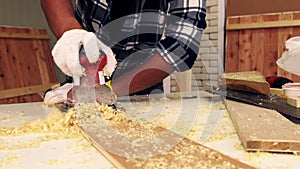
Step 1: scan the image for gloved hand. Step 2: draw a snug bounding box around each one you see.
[44,83,73,103]
[52,29,117,78]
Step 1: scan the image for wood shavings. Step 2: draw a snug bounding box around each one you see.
[47,159,70,166]
[76,103,160,139]
[48,159,59,166]
[0,115,13,121]
[0,137,42,150]
[124,138,247,169]
[0,107,84,151]
[234,142,245,151]
[0,109,79,137]
[0,153,19,168]
[206,119,237,142]
[19,111,25,116]
[0,104,115,168]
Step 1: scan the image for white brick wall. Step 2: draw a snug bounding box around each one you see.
[169,0,222,92]
[196,0,222,89]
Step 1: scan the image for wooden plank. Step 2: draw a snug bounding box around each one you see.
[0,39,10,104]
[225,17,240,72]
[219,71,270,94]
[4,37,28,102]
[34,37,55,84]
[14,36,39,102]
[226,19,300,30]
[270,88,284,97]
[29,34,47,85]
[225,100,300,153]
[226,11,300,82]
[175,70,192,92]
[19,33,42,102]
[0,83,58,100]
[287,97,300,108]
[0,26,57,103]
[250,15,264,72]
[0,30,50,40]
[262,14,279,77]
[27,30,49,102]
[0,40,8,90]
[277,13,294,80]
[238,16,252,72]
[73,99,255,168]
[79,124,255,169]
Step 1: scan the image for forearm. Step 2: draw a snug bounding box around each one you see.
[40,0,82,38]
[112,53,174,96]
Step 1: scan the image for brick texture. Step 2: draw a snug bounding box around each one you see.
[169,1,221,92]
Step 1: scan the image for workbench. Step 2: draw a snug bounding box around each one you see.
[0,91,300,169]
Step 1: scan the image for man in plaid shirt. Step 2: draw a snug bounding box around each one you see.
[41,0,206,102]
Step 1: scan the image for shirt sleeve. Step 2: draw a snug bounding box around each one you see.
[152,0,207,72]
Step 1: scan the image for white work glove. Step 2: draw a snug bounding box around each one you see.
[44,83,73,103]
[52,29,117,78]
[277,36,300,76]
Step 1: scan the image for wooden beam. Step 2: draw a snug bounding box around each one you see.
[0,83,59,100]
[175,70,192,92]
[0,32,50,40]
[226,20,300,30]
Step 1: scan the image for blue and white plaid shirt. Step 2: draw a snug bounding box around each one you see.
[75,0,206,72]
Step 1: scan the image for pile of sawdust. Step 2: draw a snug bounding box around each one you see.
[0,109,79,138]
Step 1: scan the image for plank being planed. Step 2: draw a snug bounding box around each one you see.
[75,101,255,169]
[225,100,300,153]
[80,125,255,169]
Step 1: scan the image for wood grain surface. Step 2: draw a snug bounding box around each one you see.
[80,125,255,169]
[225,100,300,153]
[219,71,270,94]
[226,11,300,82]
[0,26,57,104]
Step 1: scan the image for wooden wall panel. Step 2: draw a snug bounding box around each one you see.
[262,14,279,77]
[250,15,264,72]
[0,27,57,104]
[227,0,300,17]
[226,11,300,82]
[225,17,240,72]
[238,17,252,71]
[277,13,293,80]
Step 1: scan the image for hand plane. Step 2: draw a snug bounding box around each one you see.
[71,48,116,105]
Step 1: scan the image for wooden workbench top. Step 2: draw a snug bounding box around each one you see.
[0,91,300,168]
